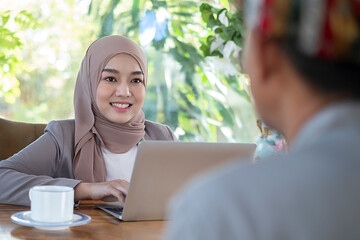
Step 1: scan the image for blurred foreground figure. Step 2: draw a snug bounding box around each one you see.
[165,0,360,239]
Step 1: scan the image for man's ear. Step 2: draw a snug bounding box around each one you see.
[258,36,284,84]
[243,30,285,86]
[244,31,272,85]
[243,31,266,82]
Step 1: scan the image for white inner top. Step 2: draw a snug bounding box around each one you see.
[101,145,138,182]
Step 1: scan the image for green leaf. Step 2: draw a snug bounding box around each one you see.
[0,28,22,49]
[172,12,193,17]
[214,27,223,34]
[131,0,140,22]
[14,10,39,29]
[152,38,166,50]
[200,3,212,12]
[1,11,11,26]
[200,3,214,23]
[152,0,167,9]
[168,1,198,8]
[220,107,234,126]
[99,0,121,37]
[88,0,93,15]
[200,44,210,57]
[171,20,184,38]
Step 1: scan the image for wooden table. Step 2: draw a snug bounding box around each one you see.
[0,201,166,239]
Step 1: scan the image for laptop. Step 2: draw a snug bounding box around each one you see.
[95,141,256,221]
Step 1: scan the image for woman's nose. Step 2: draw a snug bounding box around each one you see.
[115,82,131,97]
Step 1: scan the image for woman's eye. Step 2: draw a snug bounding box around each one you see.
[131,78,142,83]
[105,77,116,82]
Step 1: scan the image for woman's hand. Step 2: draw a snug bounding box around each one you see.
[74,179,129,203]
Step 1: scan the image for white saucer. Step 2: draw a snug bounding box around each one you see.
[11,211,92,230]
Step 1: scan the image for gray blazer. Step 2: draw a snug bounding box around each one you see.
[0,119,176,206]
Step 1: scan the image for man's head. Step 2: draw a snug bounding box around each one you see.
[242,0,360,139]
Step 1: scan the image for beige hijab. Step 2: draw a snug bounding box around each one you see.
[73,35,147,182]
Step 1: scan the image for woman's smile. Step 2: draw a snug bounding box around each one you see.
[110,102,133,112]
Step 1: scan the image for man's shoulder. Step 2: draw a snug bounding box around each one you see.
[172,150,333,212]
[168,151,360,239]
[167,159,263,239]
[173,144,360,217]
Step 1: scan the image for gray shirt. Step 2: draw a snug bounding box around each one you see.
[165,101,360,240]
[0,119,176,206]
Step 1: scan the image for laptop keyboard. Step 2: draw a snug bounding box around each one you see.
[105,207,123,215]
[95,204,124,219]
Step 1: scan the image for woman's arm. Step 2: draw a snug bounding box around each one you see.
[0,119,132,206]
[0,124,80,206]
[74,180,129,203]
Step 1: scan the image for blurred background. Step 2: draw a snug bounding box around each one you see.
[0,0,258,142]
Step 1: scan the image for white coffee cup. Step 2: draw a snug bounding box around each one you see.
[29,185,74,222]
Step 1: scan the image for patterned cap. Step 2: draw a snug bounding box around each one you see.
[244,0,360,64]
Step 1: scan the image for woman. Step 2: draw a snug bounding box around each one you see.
[0,35,177,206]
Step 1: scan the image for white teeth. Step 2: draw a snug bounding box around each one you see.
[112,103,130,108]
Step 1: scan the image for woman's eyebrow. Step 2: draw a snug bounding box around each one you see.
[102,68,119,73]
[131,71,144,75]
[102,69,143,76]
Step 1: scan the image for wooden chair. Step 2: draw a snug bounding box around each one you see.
[0,118,46,160]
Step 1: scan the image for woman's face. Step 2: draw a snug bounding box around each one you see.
[96,54,146,124]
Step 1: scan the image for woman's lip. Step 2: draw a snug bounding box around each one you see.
[111,103,132,112]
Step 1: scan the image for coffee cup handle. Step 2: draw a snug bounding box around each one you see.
[29,188,33,201]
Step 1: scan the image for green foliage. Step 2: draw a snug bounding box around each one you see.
[2,0,257,142]
[14,10,40,30]
[1,1,97,122]
[0,10,39,103]
[86,0,257,142]
[99,0,121,37]
[199,3,245,58]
